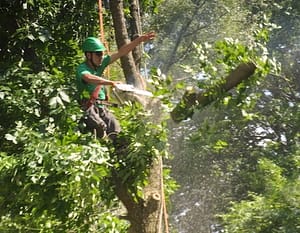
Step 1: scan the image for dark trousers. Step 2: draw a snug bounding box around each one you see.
[98,107,121,140]
[81,105,121,140]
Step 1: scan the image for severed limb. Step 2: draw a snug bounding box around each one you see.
[170,62,256,123]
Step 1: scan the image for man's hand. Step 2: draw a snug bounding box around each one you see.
[110,31,156,63]
[139,32,156,42]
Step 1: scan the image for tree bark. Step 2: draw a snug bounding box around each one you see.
[112,157,163,233]
[111,100,166,233]
[171,62,257,122]
[109,0,145,89]
[128,0,143,70]
[109,1,164,232]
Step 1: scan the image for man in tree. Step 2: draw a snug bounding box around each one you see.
[76,32,155,141]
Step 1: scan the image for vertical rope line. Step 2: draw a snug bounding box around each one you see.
[158,158,164,233]
[98,0,104,43]
[98,0,110,67]
[160,156,169,233]
[98,0,110,101]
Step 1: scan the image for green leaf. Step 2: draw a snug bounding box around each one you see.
[0,92,5,99]
[39,35,47,42]
[59,90,70,103]
[49,96,57,108]
[27,34,35,41]
[5,134,17,144]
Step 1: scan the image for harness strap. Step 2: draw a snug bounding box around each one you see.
[85,85,102,109]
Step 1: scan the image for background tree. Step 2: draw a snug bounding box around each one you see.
[148,0,300,232]
[149,0,258,75]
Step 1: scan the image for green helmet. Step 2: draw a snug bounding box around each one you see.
[82,37,106,52]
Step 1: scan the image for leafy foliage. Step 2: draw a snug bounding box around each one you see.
[0,0,173,232]
[221,156,300,233]
[0,0,98,73]
[0,129,125,232]
[165,2,300,232]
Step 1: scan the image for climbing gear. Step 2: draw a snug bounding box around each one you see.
[82,37,106,52]
[86,85,102,109]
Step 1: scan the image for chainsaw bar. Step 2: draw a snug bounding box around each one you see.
[114,84,153,97]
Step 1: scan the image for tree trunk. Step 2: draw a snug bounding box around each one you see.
[110,102,165,233]
[128,0,143,70]
[109,1,164,232]
[109,0,145,89]
[171,62,256,122]
[113,157,163,233]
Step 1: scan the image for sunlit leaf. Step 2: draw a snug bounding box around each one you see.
[59,90,70,103]
[5,134,17,144]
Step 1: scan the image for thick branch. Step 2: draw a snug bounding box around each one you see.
[171,62,256,123]
[129,0,143,69]
[109,0,142,88]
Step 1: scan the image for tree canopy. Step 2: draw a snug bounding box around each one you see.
[160,0,300,232]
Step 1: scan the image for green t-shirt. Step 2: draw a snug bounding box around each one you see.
[76,55,111,101]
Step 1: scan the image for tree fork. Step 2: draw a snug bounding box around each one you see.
[170,62,256,122]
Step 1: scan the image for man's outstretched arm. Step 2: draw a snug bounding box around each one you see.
[109,32,155,64]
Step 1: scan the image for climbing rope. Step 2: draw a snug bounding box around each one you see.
[160,156,169,233]
[98,0,106,48]
[98,0,110,73]
[98,0,112,101]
